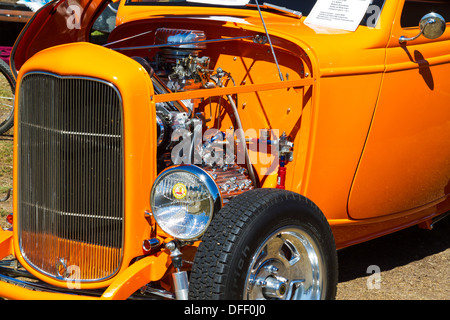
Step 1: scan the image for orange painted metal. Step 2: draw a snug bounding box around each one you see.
[152,78,314,104]
[11,42,159,290]
[348,0,450,220]
[0,0,449,299]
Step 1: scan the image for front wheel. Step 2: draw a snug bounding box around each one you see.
[189,188,338,300]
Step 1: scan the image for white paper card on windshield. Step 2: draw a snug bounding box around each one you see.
[305,0,372,32]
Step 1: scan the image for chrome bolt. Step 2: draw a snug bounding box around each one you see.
[265,265,279,275]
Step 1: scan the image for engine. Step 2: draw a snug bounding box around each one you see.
[136,28,257,201]
[153,27,210,92]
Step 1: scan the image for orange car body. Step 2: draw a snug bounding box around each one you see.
[0,0,449,299]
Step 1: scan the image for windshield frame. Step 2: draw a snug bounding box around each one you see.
[125,0,250,6]
[123,0,386,27]
[124,0,317,16]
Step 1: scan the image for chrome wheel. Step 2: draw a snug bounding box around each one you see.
[189,189,338,300]
[244,226,325,300]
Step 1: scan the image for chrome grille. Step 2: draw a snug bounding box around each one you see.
[17,72,124,282]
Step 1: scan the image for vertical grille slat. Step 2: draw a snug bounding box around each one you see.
[18,72,124,282]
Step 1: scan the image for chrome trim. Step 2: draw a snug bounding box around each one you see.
[141,286,176,300]
[156,114,166,146]
[172,270,189,300]
[20,122,121,138]
[17,71,125,283]
[153,164,222,213]
[244,226,325,300]
[150,165,222,240]
[142,238,161,252]
[400,13,446,44]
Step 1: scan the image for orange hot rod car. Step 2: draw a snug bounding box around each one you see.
[0,0,449,300]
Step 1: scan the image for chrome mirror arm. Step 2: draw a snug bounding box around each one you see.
[399,13,446,44]
[399,28,425,44]
[399,18,434,44]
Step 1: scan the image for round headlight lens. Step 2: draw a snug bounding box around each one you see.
[150,165,222,240]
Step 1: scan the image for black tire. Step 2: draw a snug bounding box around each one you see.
[189,188,338,300]
[0,59,15,135]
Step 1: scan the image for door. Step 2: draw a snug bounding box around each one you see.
[348,0,450,219]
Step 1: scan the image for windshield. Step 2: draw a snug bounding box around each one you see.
[125,0,385,24]
[125,0,318,15]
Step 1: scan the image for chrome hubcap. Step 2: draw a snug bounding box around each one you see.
[244,226,325,300]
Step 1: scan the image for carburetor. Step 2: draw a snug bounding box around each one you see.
[153,28,211,91]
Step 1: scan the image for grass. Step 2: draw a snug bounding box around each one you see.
[0,208,8,218]
[0,139,13,182]
[0,78,11,96]
[0,136,13,219]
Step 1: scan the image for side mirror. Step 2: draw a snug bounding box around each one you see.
[399,13,446,44]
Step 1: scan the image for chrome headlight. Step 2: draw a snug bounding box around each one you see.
[150,165,222,240]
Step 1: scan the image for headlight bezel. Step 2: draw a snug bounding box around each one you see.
[150,165,222,241]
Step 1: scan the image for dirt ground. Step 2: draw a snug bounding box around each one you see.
[1,132,448,300]
[336,216,449,300]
